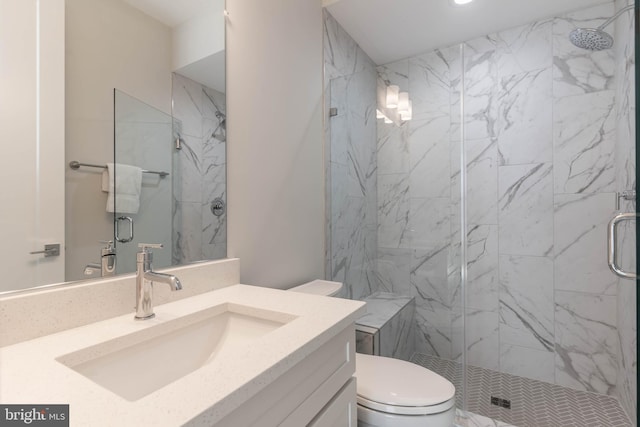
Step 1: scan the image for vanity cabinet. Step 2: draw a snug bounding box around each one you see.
[0,279,366,426]
[201,325,357,427]
[308,378,357,427]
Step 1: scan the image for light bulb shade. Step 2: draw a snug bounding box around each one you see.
[401,100,413,121]
[398,92,410,113]
[386,85,399,108]
[376,109,384,119]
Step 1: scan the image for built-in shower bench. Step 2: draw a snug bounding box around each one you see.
[356,292,415,361]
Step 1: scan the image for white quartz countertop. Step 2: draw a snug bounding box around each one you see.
[0,284,366,426]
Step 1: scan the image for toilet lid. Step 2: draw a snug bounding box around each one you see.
[355,353,455,414]
[288,280,342,296]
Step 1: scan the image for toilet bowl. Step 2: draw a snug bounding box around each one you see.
[356,352,455,426]
[289,280,457,426]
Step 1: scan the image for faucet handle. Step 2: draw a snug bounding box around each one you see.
[100,240,115,249]
[100,240,116,256]
[138,243,164,252]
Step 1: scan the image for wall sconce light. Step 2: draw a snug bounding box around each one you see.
[380,85,412,123]
[386,85,399,108]
[400,101,413,121]
[398,92,410,114]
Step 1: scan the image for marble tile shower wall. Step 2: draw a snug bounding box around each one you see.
[172,73,227,264]
[376,47,463,364]
[377,1,634,400]
[324,11,379,300]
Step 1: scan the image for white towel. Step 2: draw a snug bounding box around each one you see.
[103,163,142,214]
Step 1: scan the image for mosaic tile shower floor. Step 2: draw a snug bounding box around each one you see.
[411,353,632,427]
[456,409,517,427]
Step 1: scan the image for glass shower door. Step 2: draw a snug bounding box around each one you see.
[113,89,174,274]
[370,41,469,414]
[458,1,636,423]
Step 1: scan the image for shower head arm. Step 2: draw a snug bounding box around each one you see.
[597,4,634,30]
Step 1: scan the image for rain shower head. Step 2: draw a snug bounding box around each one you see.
[569,4,634,51]
[569,28,613,51]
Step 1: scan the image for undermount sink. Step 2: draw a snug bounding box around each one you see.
[57,303,296,401]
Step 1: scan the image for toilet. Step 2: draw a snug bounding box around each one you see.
[289,281,456,426]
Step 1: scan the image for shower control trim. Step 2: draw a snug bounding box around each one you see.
[211,198,225,217]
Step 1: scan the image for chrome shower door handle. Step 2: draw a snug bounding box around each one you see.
[115,216,134,243]
[607,212,637,279]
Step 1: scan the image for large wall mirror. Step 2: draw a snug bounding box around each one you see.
[0,0,226,293]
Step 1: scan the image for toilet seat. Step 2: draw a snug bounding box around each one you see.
[357,394,455,415]
[355,353,456,415]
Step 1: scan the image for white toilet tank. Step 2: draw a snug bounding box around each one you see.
[288,280,343,296]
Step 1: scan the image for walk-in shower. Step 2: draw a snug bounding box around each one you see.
[324,0,636,425]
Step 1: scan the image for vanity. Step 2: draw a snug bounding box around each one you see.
[0,259,366,426]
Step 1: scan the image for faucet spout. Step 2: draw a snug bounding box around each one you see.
[135,244,182,320]
[143,271,182,291]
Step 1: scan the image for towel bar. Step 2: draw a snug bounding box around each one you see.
[69,161,169,178]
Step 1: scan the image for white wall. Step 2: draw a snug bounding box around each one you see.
[0,0,65,290]
[172,0,225,72]
[172,0,225,93]
[226,0,325,288]
[65,0,172,281]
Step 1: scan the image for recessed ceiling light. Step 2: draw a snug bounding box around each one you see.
[453,0,473,4]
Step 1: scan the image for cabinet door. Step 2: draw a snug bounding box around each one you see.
[308,378,357,427]
[214,326,356,427]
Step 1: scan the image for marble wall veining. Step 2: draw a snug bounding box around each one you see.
[324,2,635,414]
[324,11,379,300]
[376,45,465,362]
[113,91,174,274]
[374,0,635,404]
[356,292,416,361]
[172,73,227,265]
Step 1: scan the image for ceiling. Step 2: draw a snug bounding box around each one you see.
[121,0,211,27]
[325,0,609,65]
[121,0,226,92]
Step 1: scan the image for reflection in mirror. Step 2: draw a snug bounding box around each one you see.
[2,0,65,292]
[113,89,174,275]
[172,74,227,265]
[1,0,225,294]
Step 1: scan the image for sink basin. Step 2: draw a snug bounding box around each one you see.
[57,303,296,401]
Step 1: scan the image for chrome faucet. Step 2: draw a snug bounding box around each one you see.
[84,240,117,278]
[135,243,182,320]
[100,240,117,276]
